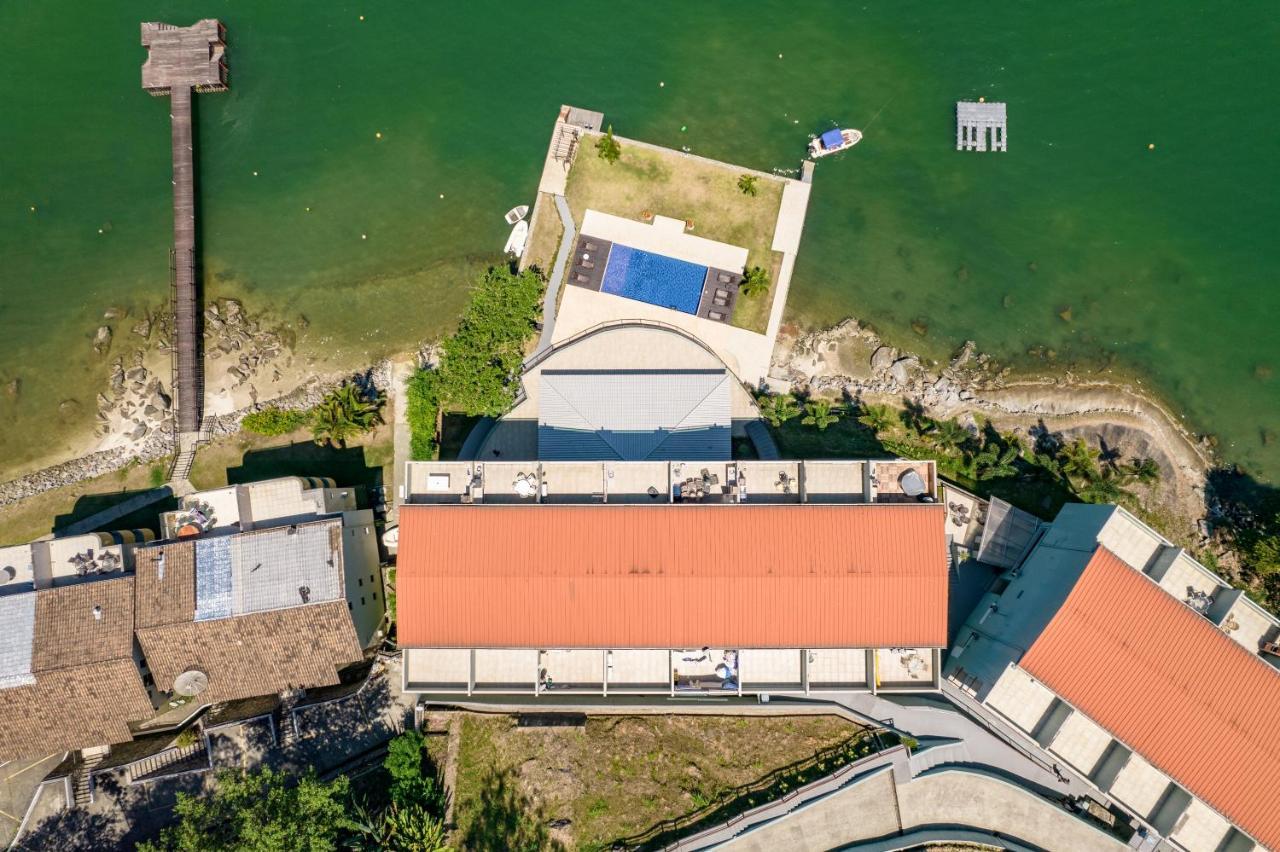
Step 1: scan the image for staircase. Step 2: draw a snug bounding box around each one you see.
[169,429,200,483]
[72,750,106,808]
[275,690,303,747]
[126,741,208,783]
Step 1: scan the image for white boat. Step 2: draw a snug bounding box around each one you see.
[808,128,863,158]
[503,219,529,257]
[504,204,529,225]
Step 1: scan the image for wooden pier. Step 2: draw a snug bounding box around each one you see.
[141,20,228,478]
[956,101,1007,152]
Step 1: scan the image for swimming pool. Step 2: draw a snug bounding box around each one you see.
[600,244,707,315]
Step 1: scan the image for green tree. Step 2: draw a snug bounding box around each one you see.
[1124,457,1161,486]
[595,125,622,164]
[927,418,970,454]
[1248,533,1280,577]
[310,383,385,448]
[739,266,770,298]
[856,403,895,434]
[801,399,840,431]
[406,370,441,460]
[737,174,758,196]
[1057,437,1101,482]
[757,392,800,427]
[139,767,354,852]
[242,407,309,437]
[1077,470,1129,504]
[974,442,1020,481]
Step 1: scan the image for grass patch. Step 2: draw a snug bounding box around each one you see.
[523,194,564,276]
[452,713,863,850]
[564,142,784,333]
[189,424,393,506]
[0,458,174,545]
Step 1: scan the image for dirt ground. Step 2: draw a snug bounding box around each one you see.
[452,713,860,851]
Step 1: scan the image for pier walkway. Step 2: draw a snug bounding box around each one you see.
[141,20,228,481]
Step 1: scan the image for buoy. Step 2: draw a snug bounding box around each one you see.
[439,193,444,199]
[98,228,104,234]
[252,170,259,176]
[680,125,687,132]
[778,53,783,59]
[1148,143,1156,150]
[361,233,368,240]
[978,96,986,103]
[305,207,311,212]
[29,206,36,212]
[375,131,382,139]
[359,14,365,21]
[659,81,665,87]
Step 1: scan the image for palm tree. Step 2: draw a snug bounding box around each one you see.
[857,403,895,434]
[739,266,770,297]
[1124,457,1161,486]
[738,174,758,196]
[1057,437,1101,482]
[310,383,384,448]
[757,392,800,427]
[975,443,1020,481]
[595,125,622,164]
[928,418,970,454]
[801,399,840,431]
[1078,470,1129,504]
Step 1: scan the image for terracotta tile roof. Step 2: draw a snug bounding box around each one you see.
[1020,548,1280,850]
[397,504,947,649]
[32,578,136,670]
[0,578,152,760]
[134,542,196,628]
[0,659,154,760]
[135,602,363,705]
[133,536,362,705]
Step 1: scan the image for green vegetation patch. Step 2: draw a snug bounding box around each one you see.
[407,266,545,459]
[564,142,784,333]
[452,713,864,851]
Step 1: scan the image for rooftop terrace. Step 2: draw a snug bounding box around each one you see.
[403,458,932,506]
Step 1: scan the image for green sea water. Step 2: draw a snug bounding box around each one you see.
[2,1,1277,482]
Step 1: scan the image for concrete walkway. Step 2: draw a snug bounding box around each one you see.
[56,486,174,537]
[388,355,416,521]
[532,194,576,357]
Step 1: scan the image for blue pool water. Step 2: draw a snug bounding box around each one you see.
[600,244,707,314]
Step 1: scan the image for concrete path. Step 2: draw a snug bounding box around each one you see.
[388,356,416,520]
[532,194,576,357]
[57,486,173,536]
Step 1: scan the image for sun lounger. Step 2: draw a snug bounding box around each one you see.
[708,311,725,321]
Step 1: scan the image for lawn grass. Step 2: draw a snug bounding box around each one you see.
[189,424,394,504]
[0,458,173,545]
[451,713,861,851]
[564,142,784,334]
[523,193,564,276]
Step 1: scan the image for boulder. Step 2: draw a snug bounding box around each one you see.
[889,356,920,386]
[150,391,171,411]
[128,422,148,441]
[92,325,113,355]
[4,378,18,400]
[869,346,897,374]
[103,306,126,320]
[132,317,153,339]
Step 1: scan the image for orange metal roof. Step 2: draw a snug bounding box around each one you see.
[397,503,947,649]
[1020,548,1280,850]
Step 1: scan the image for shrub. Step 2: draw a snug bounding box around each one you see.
[739,266,770,298]
[737,174,758,196]
[310,383,385,448]
[242,406,308,436]
[596,125,622,164]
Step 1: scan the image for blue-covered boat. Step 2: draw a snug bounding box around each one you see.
[808,127,863,158]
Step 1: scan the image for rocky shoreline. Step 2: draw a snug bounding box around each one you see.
[0,296,392,511]
[770,318,1217,545]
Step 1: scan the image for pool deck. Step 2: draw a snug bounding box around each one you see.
[580,211,749,271]
[536,106,815,386]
